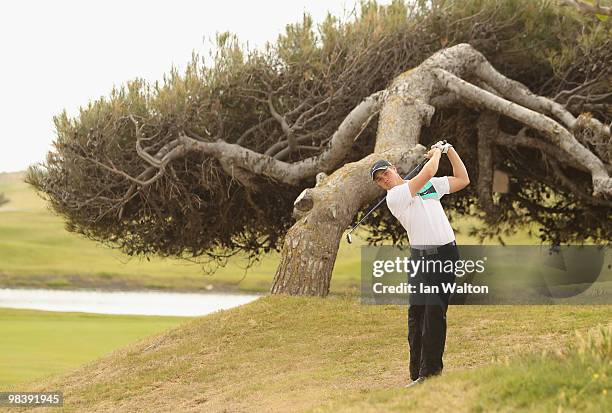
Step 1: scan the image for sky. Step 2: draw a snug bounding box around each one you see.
[0,0,392,173]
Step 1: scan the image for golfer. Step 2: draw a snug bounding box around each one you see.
[370,141,470,388]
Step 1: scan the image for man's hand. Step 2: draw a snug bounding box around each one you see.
[431,140,452,154]
[424,147,442,159]
[431,140,446,149]
[430,140,470,193]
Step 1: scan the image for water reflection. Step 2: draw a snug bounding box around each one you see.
[0,288,261,316]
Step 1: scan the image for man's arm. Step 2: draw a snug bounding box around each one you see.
[446,147,470,193]
[407,148,442,197]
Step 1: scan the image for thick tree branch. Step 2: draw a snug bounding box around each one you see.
[494,130,590,173]
[472,53,611,137]
[94,89,387,192]
[432,68,612,197]
[175,90,387,185]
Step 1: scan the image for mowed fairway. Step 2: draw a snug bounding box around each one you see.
[0,307,189,387]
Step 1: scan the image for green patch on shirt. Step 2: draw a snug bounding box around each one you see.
[416,181,438,199]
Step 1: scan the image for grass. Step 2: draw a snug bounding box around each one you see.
[0,172,540,294]
[0,308,188,388]
[5,171,608,411]
[1,172,609,410]
[312,323,611,413]
[6,295,609,412]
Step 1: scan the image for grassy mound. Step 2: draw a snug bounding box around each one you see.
[314,324,610,412]
[10,295,610,412]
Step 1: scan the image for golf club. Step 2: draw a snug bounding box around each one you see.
[345,158,428,244]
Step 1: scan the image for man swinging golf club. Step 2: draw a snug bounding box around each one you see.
[370,140,470,388]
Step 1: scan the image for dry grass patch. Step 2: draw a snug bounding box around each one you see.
[7,296,610,412]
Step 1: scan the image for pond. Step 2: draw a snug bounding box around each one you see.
[0,288,261,316]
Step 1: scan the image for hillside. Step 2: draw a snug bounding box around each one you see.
[8,295,611,412]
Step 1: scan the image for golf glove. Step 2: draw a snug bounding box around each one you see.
[431,140,453,154]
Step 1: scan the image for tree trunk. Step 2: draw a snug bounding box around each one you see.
[270,150,424,296]
[269,69,437,295]
[269,46,466,296]
[270,160,367,297]
[269,43,612,296]
[270,216,345,296]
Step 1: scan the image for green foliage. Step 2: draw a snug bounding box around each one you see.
[28,0,612,262]
[0,308,186,387]
[472,324,611,412]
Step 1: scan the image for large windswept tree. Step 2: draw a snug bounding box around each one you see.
[29,0,611,296]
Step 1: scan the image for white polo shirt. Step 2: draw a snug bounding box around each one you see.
[385,176,455,247]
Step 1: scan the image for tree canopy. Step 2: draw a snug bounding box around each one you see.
[28,0,611,272]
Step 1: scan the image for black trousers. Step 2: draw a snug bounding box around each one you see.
[407,243,459,380]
